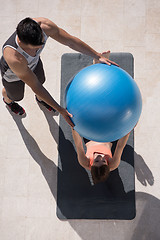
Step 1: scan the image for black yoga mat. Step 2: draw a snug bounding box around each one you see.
[57,53,135,220]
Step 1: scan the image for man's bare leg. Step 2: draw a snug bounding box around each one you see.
[2,88,13,104]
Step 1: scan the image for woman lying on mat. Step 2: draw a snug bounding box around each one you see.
[71,128,130,184]
[70,52,130,184]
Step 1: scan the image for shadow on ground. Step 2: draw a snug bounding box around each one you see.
[10,109,159,240]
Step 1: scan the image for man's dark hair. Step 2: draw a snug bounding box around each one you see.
[91,165,110,184]
[16,17,44,46]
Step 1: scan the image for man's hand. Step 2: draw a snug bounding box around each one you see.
[94,51,119,67]
[60,107,75,127]
[99,55,119,67]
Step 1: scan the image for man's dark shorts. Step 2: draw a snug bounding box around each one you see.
[1,58,45,101]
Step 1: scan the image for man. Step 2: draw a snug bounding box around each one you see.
[0,17,117,126]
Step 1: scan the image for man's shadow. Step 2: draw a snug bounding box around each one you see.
[8,105,154,220]
[8,109,58,201]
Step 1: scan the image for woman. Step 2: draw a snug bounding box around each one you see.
[71,128,131,184]
[71,51,133,184]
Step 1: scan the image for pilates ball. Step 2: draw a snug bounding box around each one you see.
[65,63,142,142]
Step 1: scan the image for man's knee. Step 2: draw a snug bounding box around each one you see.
[7,92,24,101]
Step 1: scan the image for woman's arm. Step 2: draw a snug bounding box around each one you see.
[71,128,90,169]
[109,132,130,171]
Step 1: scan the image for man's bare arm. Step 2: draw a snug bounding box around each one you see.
[37,17,118,66]
[3,47,74,126]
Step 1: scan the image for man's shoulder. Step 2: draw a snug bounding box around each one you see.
[33,17,53,29]
[3,47,27,66]
[33,17,58,36]
[33,17,48,24]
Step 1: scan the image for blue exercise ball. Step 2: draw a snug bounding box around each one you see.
[65,63,142,142]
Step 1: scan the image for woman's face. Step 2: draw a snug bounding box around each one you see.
[92,153,108,167]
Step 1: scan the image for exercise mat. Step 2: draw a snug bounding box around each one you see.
[57,53,135,219]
